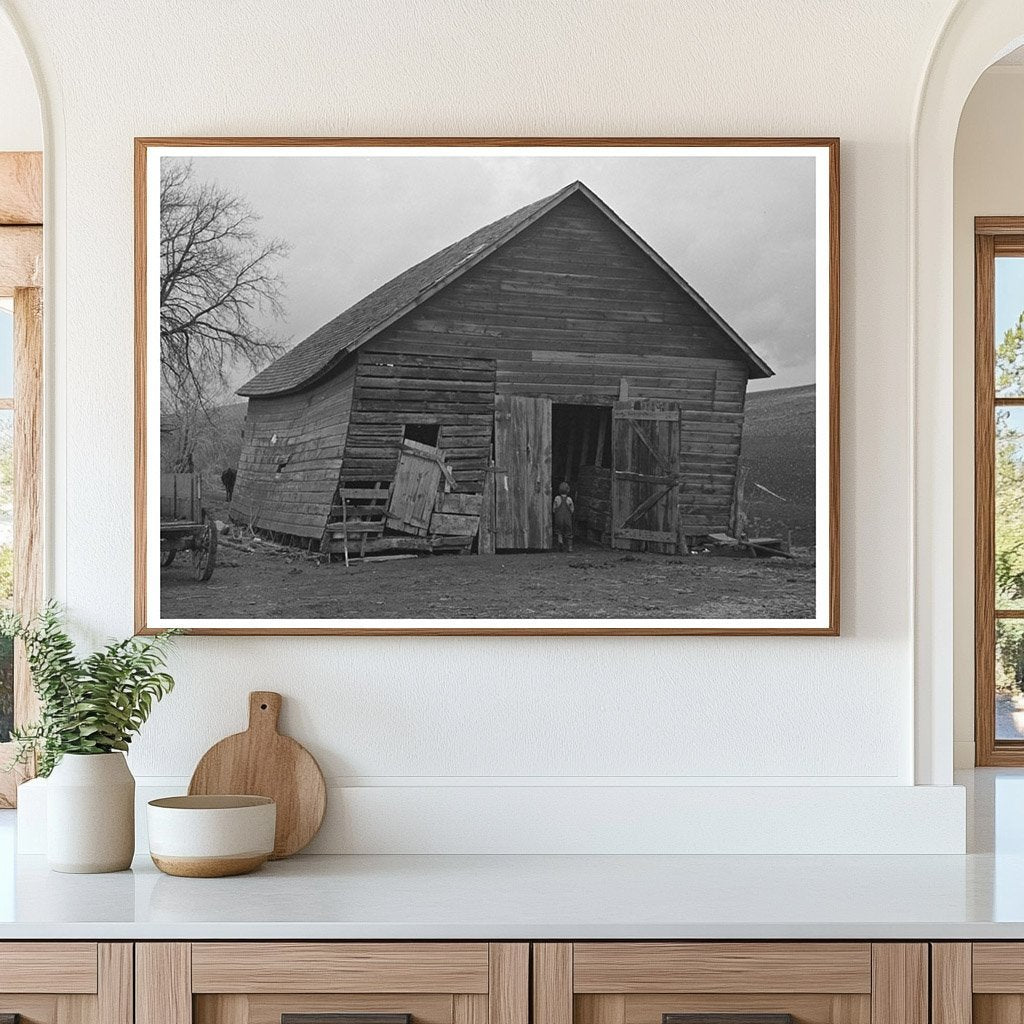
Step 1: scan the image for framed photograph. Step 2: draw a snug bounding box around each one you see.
[135,137,839,636]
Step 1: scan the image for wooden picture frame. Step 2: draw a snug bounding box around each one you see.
[135,137,839,636]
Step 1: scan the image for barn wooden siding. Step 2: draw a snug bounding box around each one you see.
[350,191,749,536]
[342,349,496,493]
[231,361,356,539]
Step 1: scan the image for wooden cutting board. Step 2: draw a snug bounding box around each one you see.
[188,691,326,859]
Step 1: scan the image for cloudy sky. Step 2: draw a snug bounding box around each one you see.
[165,148,818,394]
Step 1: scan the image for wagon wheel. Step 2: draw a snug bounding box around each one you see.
[192,520,217,582]
[160,549,176,568]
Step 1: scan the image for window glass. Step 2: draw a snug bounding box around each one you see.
[997,620,1024,741]
[996,257,1024,397]
[0,308,12,399]
[996,407,1024,610]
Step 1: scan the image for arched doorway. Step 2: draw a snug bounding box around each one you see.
[914,1,1024,785]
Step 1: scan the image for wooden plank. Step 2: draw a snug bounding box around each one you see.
[531,349,745,371]
[98,944,133,1024]
[479,465,496,555]
[195,996,248,1024]
[0,153,42,225]
[972,944,1024,991]
[534,944,572,1024]
[572,943,871,994]
[56,991,96,1024]
[12,287,42,746]
[0,225,42,295]
[870,945,927,1024]
[429,512,480,537]
[494,394,551,550]
[931,944,971,1024]
[489,944,528,1024]
[614,528,677,543]
[191,942,489,993]
[0,943,98,993]
[624,994,869,1024]
[239,995,452,1024]
[437,492,484,515]
[575,996,624,1024]
[338,488,392,501]
[136,944,191,1024]
[977,216,1024,235]
[613,408,679,423]
[454,995,488,1024]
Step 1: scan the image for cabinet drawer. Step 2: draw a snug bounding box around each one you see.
[0,942,98,994]
[534,943,926,1024]
[139,943,528,1024]
[0,943,130,1024]
[572,943,872,994]
[191,943,491,994]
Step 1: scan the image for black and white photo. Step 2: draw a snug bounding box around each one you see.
[136,139,838,634]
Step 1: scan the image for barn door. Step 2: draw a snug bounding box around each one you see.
[386,439,446,536]
[493,394,552,550]
[611,399,681,553]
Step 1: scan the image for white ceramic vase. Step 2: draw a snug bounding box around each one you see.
[46,752,135,873]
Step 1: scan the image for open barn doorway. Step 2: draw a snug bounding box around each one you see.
[551,404,613,545]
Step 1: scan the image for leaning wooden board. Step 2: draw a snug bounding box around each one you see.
[188,691,326,859]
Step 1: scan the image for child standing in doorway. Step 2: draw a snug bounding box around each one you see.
[553,481,574,552]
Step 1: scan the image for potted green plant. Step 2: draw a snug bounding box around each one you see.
[2,603,178,873]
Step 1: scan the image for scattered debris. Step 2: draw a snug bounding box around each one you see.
[753,482,787,502]
[706,532,794,558]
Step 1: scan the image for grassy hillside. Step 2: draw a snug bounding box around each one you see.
[738,383,817,547]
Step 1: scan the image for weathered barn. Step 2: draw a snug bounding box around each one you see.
[230,180,773,557]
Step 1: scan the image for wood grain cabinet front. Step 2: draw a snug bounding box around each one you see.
[933,943,1024,1024]
[0,943,132,1024]
[136,944,529,1024]
[532,944,929,1024]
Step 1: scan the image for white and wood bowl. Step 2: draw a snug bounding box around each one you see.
[147,795,276,877]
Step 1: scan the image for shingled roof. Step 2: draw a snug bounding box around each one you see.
[238,180,772,397]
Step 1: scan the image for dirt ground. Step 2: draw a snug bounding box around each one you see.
[160,540,816,621]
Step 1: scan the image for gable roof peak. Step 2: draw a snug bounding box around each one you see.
[238,179,772,397]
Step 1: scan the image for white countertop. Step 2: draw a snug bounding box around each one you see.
[0,849,1021,940]
[0,769,1021,941]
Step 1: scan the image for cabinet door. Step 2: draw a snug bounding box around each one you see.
[0,942,131,1024]
[137,943,528,1024]
[940,943,1024,1024]
[533,944,928,1024]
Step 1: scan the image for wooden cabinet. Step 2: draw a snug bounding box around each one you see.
[136,944,528,1024]
[0,938,959,1024]
[532,944,929,1024]
[0,942,132,1024]
[932,943,1024,1024]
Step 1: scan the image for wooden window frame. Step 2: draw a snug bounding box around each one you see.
[0,151,43,806]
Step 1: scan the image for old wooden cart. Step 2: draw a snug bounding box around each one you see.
[160,472,217,581]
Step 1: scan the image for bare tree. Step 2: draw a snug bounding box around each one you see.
[160,160,289,471]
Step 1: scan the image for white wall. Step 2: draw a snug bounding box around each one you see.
[952,66,1024,767]
[0,13,39,151]
[0,0,973,852]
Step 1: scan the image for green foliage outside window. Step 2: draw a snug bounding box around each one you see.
[996,311,1024,694]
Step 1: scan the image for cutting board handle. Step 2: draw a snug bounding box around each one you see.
[248,691,282,734]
